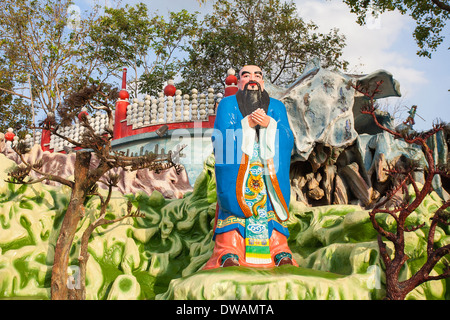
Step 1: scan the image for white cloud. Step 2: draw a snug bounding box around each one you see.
[296,1,435,112]
[294,0,450,131]
[297,0,414,72]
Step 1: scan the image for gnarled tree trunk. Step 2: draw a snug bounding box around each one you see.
[51,151,91,300]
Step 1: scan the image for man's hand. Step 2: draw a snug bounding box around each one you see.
[248,108,270,128]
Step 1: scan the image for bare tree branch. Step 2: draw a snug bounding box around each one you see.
[431,0,450,12]
[350,79,450,300]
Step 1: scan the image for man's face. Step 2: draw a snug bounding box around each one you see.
[238,65,264,92]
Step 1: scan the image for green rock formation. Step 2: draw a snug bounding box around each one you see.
[158,266,381,300]
[0,153,449,300]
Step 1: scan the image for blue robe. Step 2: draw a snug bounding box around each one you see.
[212,94,294,240]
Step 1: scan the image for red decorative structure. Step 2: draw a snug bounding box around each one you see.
[78,108,89,121]
[41,129,51,151]
[39,114,56,152]
[118,89,130,100]
[164,80,176,97]
[4,128,15,142]
[224,68,238,97]
[113,68,130,140]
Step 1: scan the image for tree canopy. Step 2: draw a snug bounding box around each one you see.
[343,0,450,57]
[0,0,199,134]
[0,0,110,135]
[0,56,32,138]
[89,3,199,97]
[0,0,349,134]
[180,0,348,91]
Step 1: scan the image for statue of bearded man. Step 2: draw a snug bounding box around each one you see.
[204,65,298,269]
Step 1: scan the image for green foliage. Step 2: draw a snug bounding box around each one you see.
[179,0,348,92]
[90,3,199,97]
[0,0,200,131]
[342,0,450,57]
[0,75,32,137]
[0,0,116,131]
[0,152,449,299]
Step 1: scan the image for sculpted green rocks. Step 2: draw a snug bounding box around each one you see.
[0,152,448,299]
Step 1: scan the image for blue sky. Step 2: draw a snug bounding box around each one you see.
[78,0,449,132]
[297,0,450,132]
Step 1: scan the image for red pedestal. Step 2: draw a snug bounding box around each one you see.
[224,86,238,97]
[41,129,51,152]
[113,99,129,140]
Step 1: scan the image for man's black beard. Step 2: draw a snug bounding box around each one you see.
[236,81,270,118]
[236,81,270,137]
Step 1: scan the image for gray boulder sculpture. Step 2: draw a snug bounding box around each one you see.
[266,58,448,207]
[266,58,401,162]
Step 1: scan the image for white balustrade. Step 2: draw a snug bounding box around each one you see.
[22,85,223,152]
